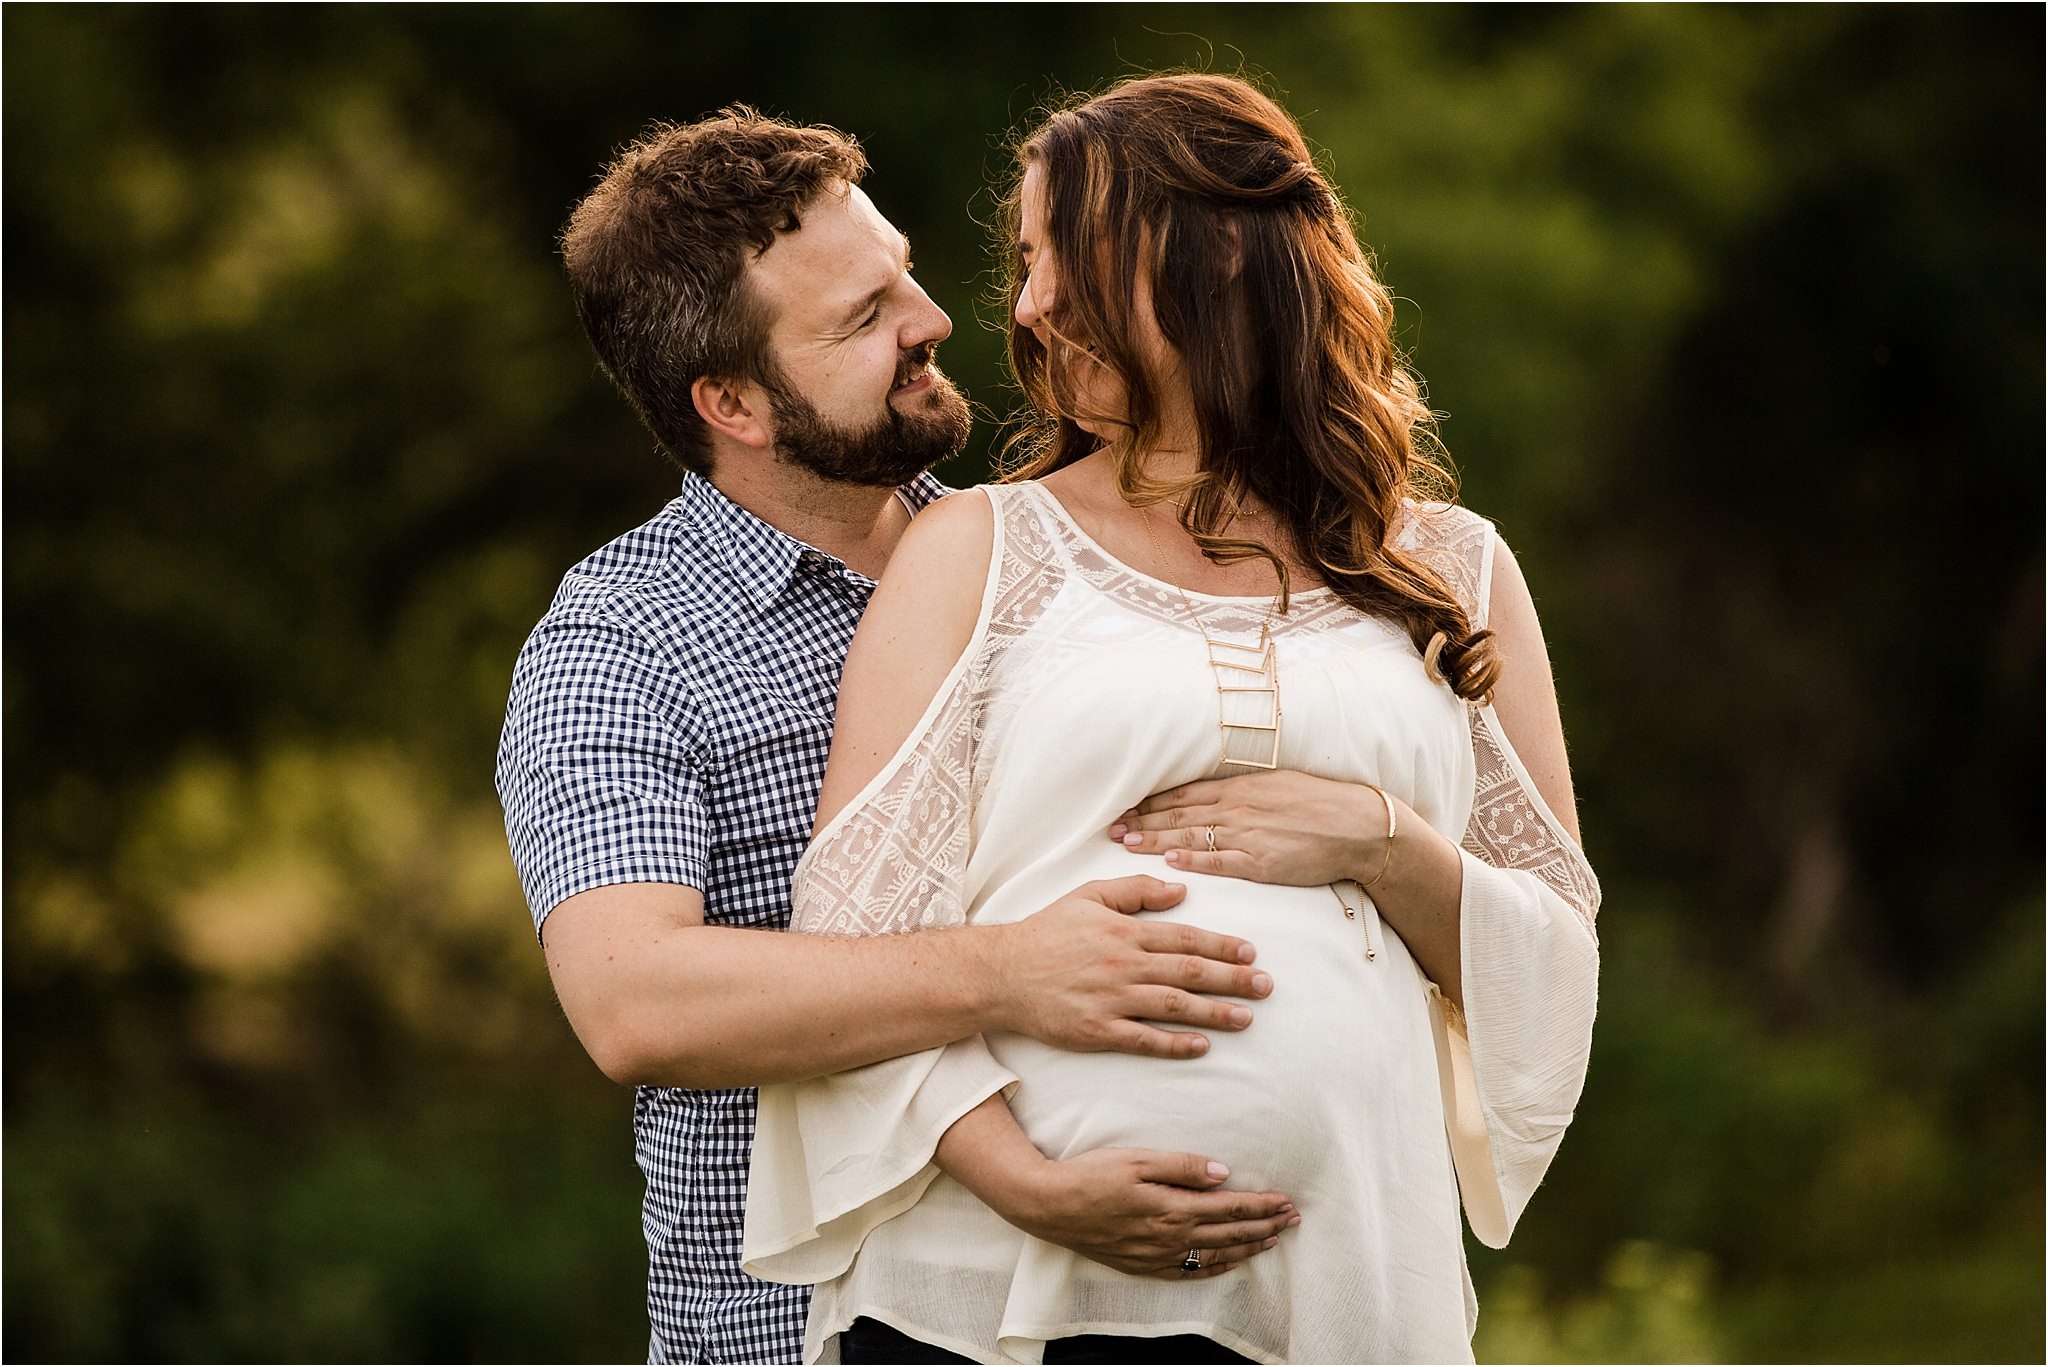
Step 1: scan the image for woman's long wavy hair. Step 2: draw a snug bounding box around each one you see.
[997,73,1499,702]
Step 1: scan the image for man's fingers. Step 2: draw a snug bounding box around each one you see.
[1139,985,1256,1031]
[1075,875,1189,914]
[1133,919,1261,973]
[1101,1023,1213,1060]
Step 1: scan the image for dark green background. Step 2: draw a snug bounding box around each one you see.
[5,5,2042,1361]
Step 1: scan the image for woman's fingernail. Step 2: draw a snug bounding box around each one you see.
[1164,850,1181,864]
[1122,832,1142,847]
[1286,1213,1302,1227]
[1109,824,1128,839]
[1262,1236,1279,1249]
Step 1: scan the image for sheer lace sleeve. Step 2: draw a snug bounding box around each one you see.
[741,491,1039,1286]
[1400,503,1602,1250]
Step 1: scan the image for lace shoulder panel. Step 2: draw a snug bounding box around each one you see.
[1393,500,1497,630]
[789,485,1059,938]
[1462,703,1601,939]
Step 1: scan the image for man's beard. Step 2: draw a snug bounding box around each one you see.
[763,349,973,487]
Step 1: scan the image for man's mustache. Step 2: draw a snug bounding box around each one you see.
[894,343,938,388]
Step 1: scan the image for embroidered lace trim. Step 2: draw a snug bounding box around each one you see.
[793,486,1599,940]
[789,491,1054,937]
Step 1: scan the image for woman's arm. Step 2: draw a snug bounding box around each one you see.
[936,1095,1298,1279]
[812,490,994,829]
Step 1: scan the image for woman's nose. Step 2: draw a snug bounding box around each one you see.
[1014,277,1044,330]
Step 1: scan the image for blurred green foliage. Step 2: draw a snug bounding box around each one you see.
[5,5,2041,1362]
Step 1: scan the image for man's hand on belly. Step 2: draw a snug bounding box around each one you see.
[937,1095,1301,1279]
[982,876,1274,1058]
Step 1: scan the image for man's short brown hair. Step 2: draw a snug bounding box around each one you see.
[560,108,868,475]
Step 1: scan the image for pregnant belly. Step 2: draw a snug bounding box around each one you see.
[976,843,1446,1202]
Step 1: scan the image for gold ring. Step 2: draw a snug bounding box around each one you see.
[1205,825,1217,853]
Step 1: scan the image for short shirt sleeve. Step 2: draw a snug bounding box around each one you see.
[495,600,711,936]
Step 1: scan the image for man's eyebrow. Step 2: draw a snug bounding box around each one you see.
[834,233,914,329]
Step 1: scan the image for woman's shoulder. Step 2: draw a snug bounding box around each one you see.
[1393,498,1499,626]
[1393,497,1496,552]
[895,486,997,561]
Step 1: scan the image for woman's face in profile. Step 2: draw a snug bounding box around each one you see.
[1015,160,1129,438]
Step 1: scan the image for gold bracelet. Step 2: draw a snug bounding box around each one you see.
[1360,783,1397,889]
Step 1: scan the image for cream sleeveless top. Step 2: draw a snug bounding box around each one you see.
[742,483,1600,1364]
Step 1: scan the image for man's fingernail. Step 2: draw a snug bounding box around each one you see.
[1229,1006,1252,1027]
[1188,1034,1210,1054]
[1109,824,1127,838]
[1252,972,1273,995]
[1207,1162,1229,1179]
[1237,943,1257,963]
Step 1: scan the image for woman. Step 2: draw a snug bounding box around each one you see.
[742,74,1599,1364]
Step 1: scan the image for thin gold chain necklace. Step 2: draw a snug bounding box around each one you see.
[1138,503,1379,959]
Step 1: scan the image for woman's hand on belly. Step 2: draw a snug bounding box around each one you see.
[938,1094,1302,1279]
[1110,769,1383,887]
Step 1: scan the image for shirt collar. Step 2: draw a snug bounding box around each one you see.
[680,470,953,612]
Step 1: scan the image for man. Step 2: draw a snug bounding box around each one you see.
[496,110,1291,1364]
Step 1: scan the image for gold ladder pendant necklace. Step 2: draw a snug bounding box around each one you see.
[1139,505,1281,771]
[1139,501,1378,959]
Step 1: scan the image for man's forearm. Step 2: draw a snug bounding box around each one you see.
[545,875,1267,1091]
[552,913,1012,1089]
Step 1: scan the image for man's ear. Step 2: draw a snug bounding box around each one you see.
[691,375,774,449]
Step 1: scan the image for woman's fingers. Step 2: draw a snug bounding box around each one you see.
[1119,820,1209,850]
[1192,1212,1301,1249]
[1131,780,1223,816]
[1111,809,1211,843]
[1149,1258,1242,1280]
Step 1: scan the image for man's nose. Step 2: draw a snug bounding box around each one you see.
[900,279,952,349]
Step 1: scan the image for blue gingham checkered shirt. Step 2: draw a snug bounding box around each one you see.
[496,470,948,1363]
